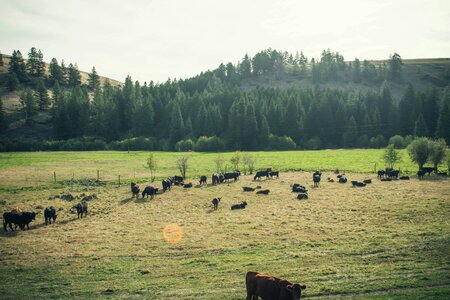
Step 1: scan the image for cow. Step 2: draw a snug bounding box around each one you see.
[417,170,425,179]
[199,176,207,185]
[339,177,347,183]
[313,174,321,187]
[355,182,366,187]
[246,271,306,300]
[212,173,225,185]
[131,182,140,199]
[162,178,172,192]
[231,201,248,210]
[243,187,255,192]
[212,197,221,210]
[173,176,184,184]
[3,211,39,231]
[224,171,240,182]
[256,189,270,195]
[254,170,269,181]
[377,170,385,179]
[363,179,372,184]
[269,171,279,178]
[142,186,158,199]
[297,193,308,200]
[400,176,410,180]
[183,183,193,188]
[76,201,88,218]
[292,184,307,193]
[421,167,435,176]
[387,169,400,179]
[44,206,57,225]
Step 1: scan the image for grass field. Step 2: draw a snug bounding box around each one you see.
[0,151,449,299]
[0,149,426,190]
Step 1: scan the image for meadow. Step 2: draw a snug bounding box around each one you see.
[0,150,449,299]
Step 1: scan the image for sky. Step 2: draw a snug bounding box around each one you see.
[1,0,449,83]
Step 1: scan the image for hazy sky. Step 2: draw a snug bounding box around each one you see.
[1,0,449,83]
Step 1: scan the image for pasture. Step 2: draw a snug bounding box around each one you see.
[0,151,449,299]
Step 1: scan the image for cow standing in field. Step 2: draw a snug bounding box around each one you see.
[199,176,207,185]
[254,170,269,181]
[76,201,88,218]
[212,197,221,210]
[44,206,57,225]
[224,171,241,182]
[3,211,39,231]
[131,182,140,199]
[246,271,306,300]
[313,171,321,188]
[269,171,279,178]
[377,170,385,179]
[142,186,158,199]
[162,178,173,191]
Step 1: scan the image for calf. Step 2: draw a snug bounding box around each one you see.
[338,177,347,183]
[297,193,308,200]
[231,201,248,210]
[212,197,221,210]
[199,176,207,185]
[246,271,306,300]
[76,201,88,219]
[142,186,158,199]
[243,187,255,192]
[44,206,57,225]
[256,189,270,195]
[131,182,140,199]
[363,179,372,184]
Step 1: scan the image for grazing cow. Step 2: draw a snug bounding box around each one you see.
[377,170,385,179]
[131,183,140,199]
[297,193,308,200]
[3,211,39,231]
[224,171,241,182]
[142,186,158,199]
[400,176,410,180]
[173,176,184,184]
[363,179,372,184]
[387,169,400,179]
[339,177,347,183]
[313,174,321,187]
[256,189,270,195]
[269,171,279,178]
[162,178,172,192]
[231,201,248,210]
[183,183,193,188]
[212,197,221,210]
[44,206,57,225]
[76,201,88,218]
[243,187,255,192]
[199,176,207,185]
[421,167,435,176]
[246,271,306,300]
[417,170,425,179]
[254,170,269,181]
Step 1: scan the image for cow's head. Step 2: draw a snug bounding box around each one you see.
[286,284,306,300]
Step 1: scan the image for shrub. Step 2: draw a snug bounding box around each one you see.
[194,136,226,152]
[388,135,406,149]
[175,139,195,152]
[306,136,322,150]
[268,134,296,150]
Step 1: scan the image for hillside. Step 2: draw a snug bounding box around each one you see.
[0,48,449,150]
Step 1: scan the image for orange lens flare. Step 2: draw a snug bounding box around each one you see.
[163,224,183,244]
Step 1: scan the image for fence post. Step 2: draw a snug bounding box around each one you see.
[53,171,56,184]
[374,163,377,173]
[118,175,121,186]
[97,169,100,182]
[71,173,74,191]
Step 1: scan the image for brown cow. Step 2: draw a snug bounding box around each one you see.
[256,189,270,195]
[246,271,306,300]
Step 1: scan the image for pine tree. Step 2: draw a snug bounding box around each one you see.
[37,49,45,77]
[27,47,40,77]
[68,63,81,86]
[36,79,49,110]
[352,58,361,82]
[7,73,19,91]
[49,58,64,85]
[51,81,62,106]
[88,66,100,91]
[0,51,3,66]
[398,84,416,135]
[423,88,440,136]
[60,60,68,85]
[388,52,403,82]
[19,89,38,124]
[435,90,450,144]
[414,113,429,137]
[169,101,185,147]
[258,115,270,147]
[341,116,358,147]
[0,97,5,132]
[239,54,252,78]
[9,50,28,82]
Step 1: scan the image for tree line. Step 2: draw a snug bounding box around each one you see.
[0,48,449,151]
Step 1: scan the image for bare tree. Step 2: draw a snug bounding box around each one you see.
[176,155,189,179]
[146,153,157,182]
[230,151,241,171]
[214,155,225,173]
[242,153,256,174]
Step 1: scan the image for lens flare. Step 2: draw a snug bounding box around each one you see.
[163,224,183,244]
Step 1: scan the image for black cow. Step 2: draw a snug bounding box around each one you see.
[162,178,172,191]
[183,183,193,188]
[212,173,225,185]
[387,169,400,179]
[363,179,372,184]
[355,182,366,187]
[417,170,425,179]
[421,167,435,176]
[212,197,221,210]
[76,201,88,219]
[223,171,240,182]
[254,170,269,181]
[313,174,321,187]
[243,187,255,192]
[131,182,140,199]
[256,189,270,195]
[44,206,57,225]
[292,184,307,193]
[231,201,248,210]
[3,211,39,231]
[142,186,158,199]
[339,177,347,183]
[199,176,207,185]
[377,170,385,179]
[173,176,184,184]
[400,176,410,180]
[246,271,306,300]
[269,171,279,178]
[297,193,308,200]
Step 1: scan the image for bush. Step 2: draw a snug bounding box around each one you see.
[356,135,369,148]
[305,136,322,150]
[109,137,157,151]
[268,134,296,150]
[175,139,194,152]
[369,135,387,148]
[388,135,406,149]
[194,136,226,152]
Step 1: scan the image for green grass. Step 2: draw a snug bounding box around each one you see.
[0,149,424,189]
